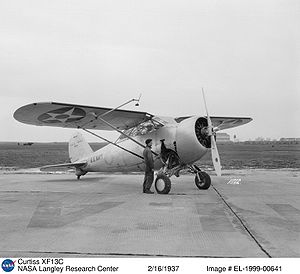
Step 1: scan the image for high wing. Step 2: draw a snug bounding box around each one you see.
[40,161,86,171]
[210,116,252,131]
[14,102,153,131]
[175,116,252,131]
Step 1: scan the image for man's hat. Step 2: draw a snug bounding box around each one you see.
[145,139,152,145]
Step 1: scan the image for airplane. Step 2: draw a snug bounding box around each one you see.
[13,92,252,194]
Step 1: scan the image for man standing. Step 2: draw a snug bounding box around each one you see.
[143,139,154,194]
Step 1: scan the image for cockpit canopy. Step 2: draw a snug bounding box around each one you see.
[120,118,165,139]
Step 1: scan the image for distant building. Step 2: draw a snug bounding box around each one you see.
[17,142,34,146]
[280,138,300,142]
[216,133,231,143]
[244,137,299,145]
[279,138,300,144]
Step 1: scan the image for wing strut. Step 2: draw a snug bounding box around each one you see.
[82,128,144,160]
[94,115,158,156]
[77,96,159,156]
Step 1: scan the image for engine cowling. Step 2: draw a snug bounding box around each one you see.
[175,117,211,164]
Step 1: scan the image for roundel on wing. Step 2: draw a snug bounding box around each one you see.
[38,107,86,124]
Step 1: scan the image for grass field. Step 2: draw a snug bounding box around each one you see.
[0,142,105,169]
[0,142,299,170]
[199,142,300,169]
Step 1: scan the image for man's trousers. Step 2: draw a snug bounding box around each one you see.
[143,170,154,191]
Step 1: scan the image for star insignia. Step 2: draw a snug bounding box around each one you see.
[38,107,86,124]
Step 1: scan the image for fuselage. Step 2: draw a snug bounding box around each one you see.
[81,116,210,173]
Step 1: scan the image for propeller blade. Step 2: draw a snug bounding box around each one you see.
[211,135,222,176]
[202,88,222,176]
[202,88,212,134]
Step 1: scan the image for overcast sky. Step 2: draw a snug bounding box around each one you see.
[0,0,299,142]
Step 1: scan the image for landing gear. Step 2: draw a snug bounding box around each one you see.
[155,141,212,194]
[155,173,171,194]
[190,165,211,190]
[154,140,182,194]
[155,164,211,194]
[195,171,211,190]
[154,165,211,194]
[75,168,87,180]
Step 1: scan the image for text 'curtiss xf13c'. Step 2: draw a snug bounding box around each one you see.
[14,92,252,194]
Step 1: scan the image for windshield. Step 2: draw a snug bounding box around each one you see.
[119,119,164,140]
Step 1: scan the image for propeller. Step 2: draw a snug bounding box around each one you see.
[201,88,222,176]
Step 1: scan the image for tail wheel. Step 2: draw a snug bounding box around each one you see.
[75,168,86,180]
[195,171,211,190]
[155,174,171,194]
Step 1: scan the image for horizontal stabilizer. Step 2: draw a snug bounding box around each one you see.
[40,162,86,171]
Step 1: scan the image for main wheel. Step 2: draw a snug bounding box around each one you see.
[195,171,211,190]
[155,174,171,194]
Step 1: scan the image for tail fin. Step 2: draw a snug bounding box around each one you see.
[69,131,93,163]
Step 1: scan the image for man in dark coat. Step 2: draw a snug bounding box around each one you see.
[143,139,154,194]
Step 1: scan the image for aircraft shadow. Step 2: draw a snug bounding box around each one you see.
[42,177,108,183]
[168,193,205,196]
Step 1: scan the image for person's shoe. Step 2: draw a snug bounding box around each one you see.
[143,190,154,194]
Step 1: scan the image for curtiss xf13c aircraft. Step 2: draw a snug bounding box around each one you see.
[14,92,252,194]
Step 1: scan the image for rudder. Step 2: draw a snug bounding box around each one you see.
[69,131,93,163]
